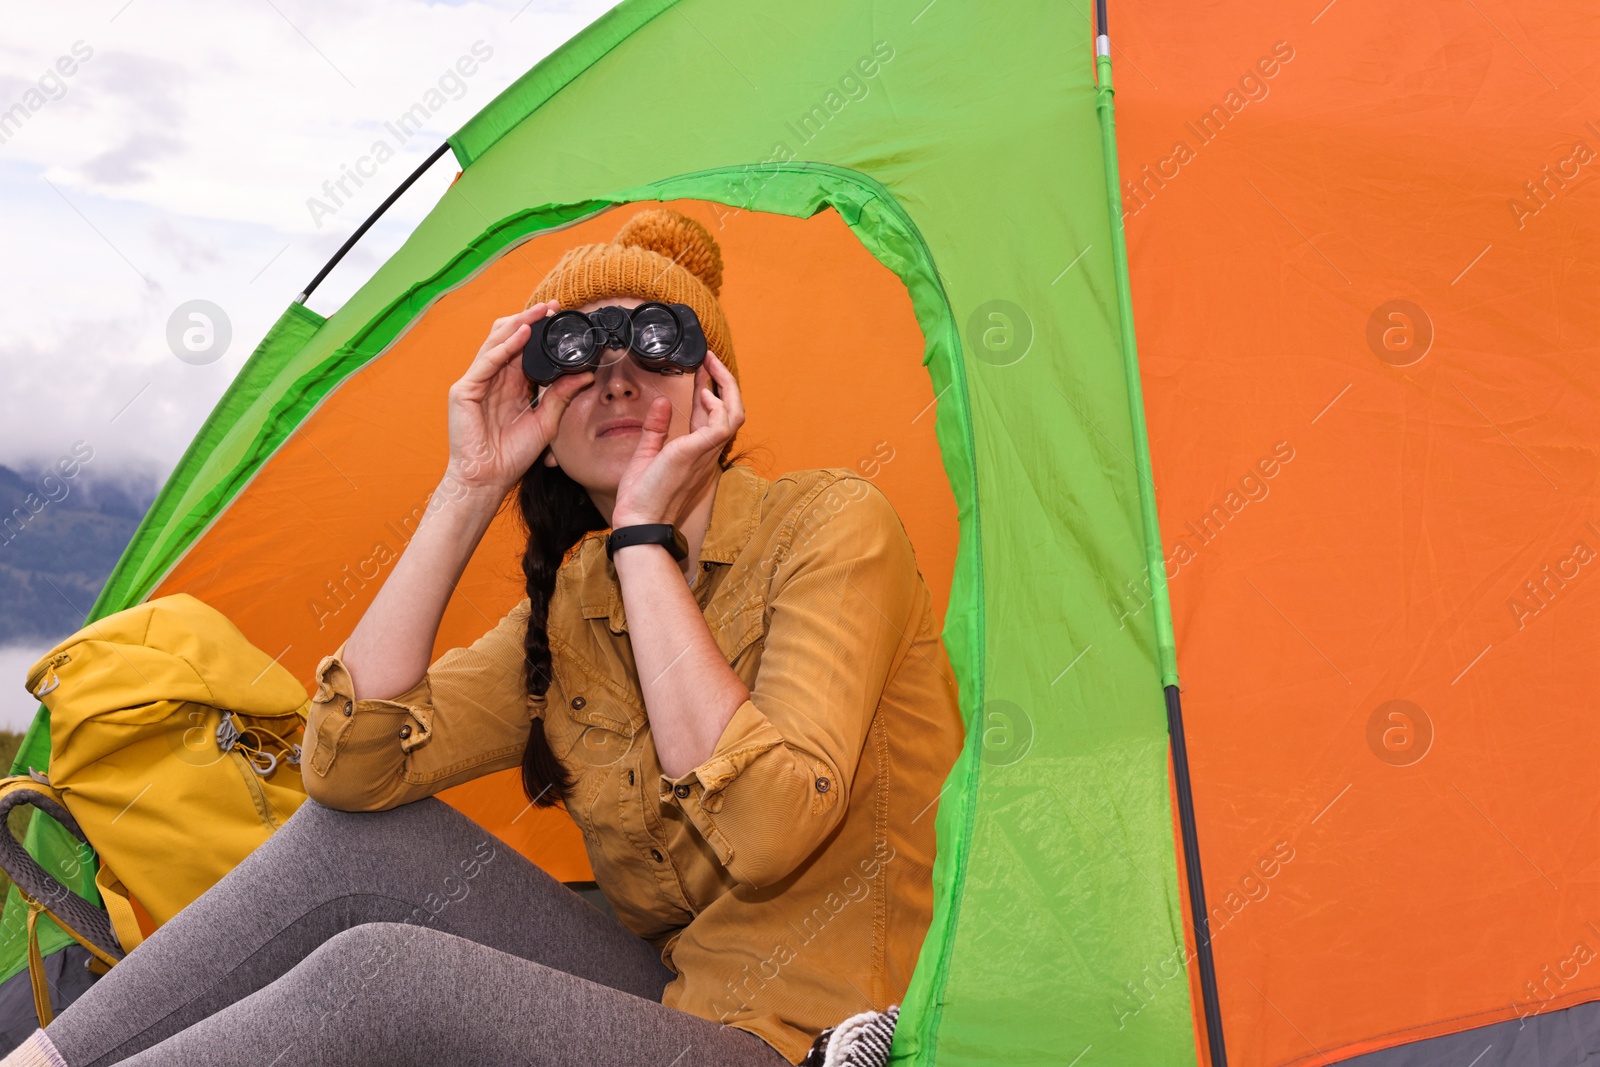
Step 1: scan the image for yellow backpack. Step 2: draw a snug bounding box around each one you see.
[5,593,310,1024]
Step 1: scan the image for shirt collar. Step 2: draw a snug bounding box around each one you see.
[572,464,769,630]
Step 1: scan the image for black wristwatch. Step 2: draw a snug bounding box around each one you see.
[606,523,688,562]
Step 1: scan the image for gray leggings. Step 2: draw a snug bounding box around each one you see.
[40,797,792,1066]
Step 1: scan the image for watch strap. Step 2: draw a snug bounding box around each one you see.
[606,523,688,562]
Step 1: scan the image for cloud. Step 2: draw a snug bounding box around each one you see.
[0,0,613,485]
[81,129,186,185]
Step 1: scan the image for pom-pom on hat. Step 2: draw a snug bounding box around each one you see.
[524,206,737,385]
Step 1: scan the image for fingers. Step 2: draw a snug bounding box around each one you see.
[486,302,558,351]
[702,352,744,428]
[627,395,672,468]
[461,303,561,389]
[539,369,594,406]
[688,361,712,431]
[668,398,736,465]
[642,393,673,433]
[696,382,722,429]
[697,352,744,439]
[529,370,594,438]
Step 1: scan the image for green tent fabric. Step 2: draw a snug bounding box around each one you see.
[4,3,1196,1062]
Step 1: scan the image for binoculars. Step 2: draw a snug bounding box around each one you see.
[521,302,708,384]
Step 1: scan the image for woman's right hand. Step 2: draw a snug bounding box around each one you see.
[444,300,594,496]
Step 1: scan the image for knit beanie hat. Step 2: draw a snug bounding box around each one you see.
[524,206,737,389]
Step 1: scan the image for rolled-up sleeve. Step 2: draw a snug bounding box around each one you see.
[304,597,545,812]
[657,477,927,888]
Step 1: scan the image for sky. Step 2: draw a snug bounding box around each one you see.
[0,0,617,729]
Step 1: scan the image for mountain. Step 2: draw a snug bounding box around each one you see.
[0,463,160,644]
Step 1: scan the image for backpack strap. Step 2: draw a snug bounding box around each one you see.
[0,777,126,1026]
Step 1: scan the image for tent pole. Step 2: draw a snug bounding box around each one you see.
[1091,4,1229,1065]
[295,141,456,304]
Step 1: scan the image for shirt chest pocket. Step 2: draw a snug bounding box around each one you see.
[545,650,647,812]
[559,710,639,775]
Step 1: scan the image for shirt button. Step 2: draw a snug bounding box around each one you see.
[342,701,353,717]
[571,696,586,710]
[815,776,830,793]
[673,784,690,799]
[650,848,663,862]
[398,724,412,740]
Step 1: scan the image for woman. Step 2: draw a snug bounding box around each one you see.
[4,208,963,1067]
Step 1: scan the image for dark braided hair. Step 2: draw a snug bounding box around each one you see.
[515,401,747,809]
[515,456,603,808]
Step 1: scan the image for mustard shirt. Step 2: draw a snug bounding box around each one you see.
[302,465,965,1064]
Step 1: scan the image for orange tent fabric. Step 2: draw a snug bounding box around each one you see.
[1117,2,1600,1062]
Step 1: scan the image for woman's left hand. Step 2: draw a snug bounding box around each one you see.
[612,351,745,527]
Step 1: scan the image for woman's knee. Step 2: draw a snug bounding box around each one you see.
[278,793,447,847]
[297,923,436,1013]
[284,794,387,830]
[244,797,418,883]
[260,796,356,862]
[312,921,428,969]
[295,921,497,1033]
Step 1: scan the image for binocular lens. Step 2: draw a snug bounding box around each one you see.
[632,305,680,357]
[546,314,595,366]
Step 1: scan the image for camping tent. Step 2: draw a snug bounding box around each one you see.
[7,1,1597,1064]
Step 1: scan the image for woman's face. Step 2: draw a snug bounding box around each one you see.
[536,294,700,496]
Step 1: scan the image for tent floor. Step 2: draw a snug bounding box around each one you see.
[1336,999,1600,1066]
